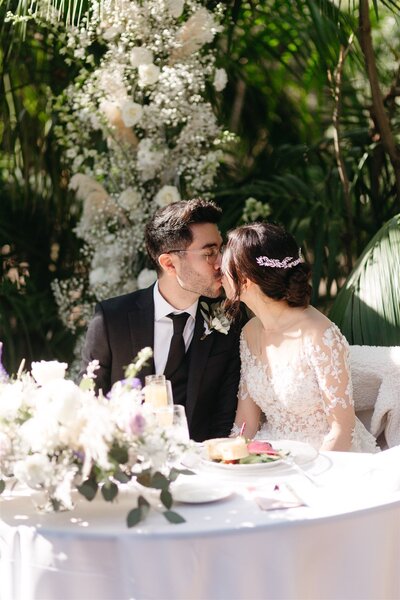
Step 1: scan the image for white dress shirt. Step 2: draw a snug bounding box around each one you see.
[153,282,198,375]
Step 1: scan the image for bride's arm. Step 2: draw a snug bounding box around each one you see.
[311,325,355,451]
[232,384,262,439]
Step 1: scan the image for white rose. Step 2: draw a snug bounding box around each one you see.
[14,454,53,488]
[130,46,153,68]
[19,413,60,453]
[138,64,160,87]
[44,380,83,426]
[120,100,143,127]
[102,26,120,41]
[213,68,227,92]
[154,185,181,207]
[166,0,185,18]
[137,268,157,289]
[31,360,67,385]
[0,384,24,420]
[118,187,142,211]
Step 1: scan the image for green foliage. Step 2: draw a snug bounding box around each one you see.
[329,213,400,345]
[215,0,400,309]
[0,8,81,371]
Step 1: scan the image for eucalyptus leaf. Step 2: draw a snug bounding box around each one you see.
[138,495,150,517]
[169,467,194,482]
[109,444,129,465]
[160,489,173,509]
[127,507,142,528]
[163,510,185,524]
[136,470,152,487]
[151,471,169,490]
[101,481,119,502]
[77,478,98,501]
[113,469,130,484]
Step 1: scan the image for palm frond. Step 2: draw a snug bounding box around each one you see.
[329,214,400,345]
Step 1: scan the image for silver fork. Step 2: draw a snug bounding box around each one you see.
[280,455,321,487]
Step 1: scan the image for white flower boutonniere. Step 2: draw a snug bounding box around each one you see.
[200,301,231,340]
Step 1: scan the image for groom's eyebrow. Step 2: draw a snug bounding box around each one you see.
[200,239,223,249]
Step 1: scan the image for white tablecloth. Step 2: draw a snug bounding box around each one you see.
[1,448,400,600]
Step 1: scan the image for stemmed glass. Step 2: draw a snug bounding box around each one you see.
[143,375,190,441]
[144,375,173,408]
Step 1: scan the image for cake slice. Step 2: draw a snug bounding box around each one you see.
[205,436,249,461]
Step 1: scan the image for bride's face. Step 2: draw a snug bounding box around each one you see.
[221,249,235,299]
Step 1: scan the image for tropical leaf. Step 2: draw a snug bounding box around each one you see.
[329,214,400,345]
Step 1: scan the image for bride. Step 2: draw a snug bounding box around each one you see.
[222,222,379,452]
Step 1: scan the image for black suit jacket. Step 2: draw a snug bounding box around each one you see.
[80,285,243,442]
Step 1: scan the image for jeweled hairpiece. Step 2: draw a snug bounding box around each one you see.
[256,249,303,269]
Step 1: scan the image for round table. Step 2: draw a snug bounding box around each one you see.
[1,449,400,600]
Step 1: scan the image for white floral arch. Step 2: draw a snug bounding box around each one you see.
[37,0,232,346]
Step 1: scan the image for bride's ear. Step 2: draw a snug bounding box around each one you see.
[241,277,252,292]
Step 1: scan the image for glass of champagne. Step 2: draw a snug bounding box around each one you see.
[144,375,173,408]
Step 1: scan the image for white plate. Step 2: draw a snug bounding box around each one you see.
[201,439,318,472]
[272,440,318,465]
[171,479,232,504]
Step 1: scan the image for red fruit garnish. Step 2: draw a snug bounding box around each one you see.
[247,440,274,455]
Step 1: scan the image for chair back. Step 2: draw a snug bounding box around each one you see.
[350,345,400,448]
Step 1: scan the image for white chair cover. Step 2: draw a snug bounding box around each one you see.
[350,345,400,448]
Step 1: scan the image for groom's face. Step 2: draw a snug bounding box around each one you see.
[174,223,223,298]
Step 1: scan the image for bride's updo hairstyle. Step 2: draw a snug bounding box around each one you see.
[223,222,311,317]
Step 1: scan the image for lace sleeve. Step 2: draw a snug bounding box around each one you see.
[307,324,354,414]
[230,332,262,438]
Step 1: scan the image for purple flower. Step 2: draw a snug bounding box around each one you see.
[128,413,146,436]
[0,342,9,382]
[118,377,142,390]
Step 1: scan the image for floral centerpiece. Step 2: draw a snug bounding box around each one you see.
[0,344,192,526]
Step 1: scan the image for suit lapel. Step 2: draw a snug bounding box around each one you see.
[186,300,214,426]
[128,286,155,383]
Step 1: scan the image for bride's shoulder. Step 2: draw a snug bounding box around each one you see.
[242,316,262,337]
[303,306,348,346]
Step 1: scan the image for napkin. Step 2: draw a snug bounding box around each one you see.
[252,482,307,510]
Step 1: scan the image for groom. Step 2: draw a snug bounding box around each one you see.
[80,198,243,441]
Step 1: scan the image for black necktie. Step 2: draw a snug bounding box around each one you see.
[164,312,189,405]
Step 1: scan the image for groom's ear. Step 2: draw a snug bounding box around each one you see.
[158,253,177,275]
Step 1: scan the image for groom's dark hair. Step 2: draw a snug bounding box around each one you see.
[145,198,222,274]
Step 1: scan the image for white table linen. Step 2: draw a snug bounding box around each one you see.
[1,449,400,600]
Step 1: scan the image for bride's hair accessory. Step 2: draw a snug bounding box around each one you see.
[256,249,303,269]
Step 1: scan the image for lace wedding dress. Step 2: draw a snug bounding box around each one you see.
[237,310,379,453]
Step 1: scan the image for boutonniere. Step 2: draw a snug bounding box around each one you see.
[200,301,231,340]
